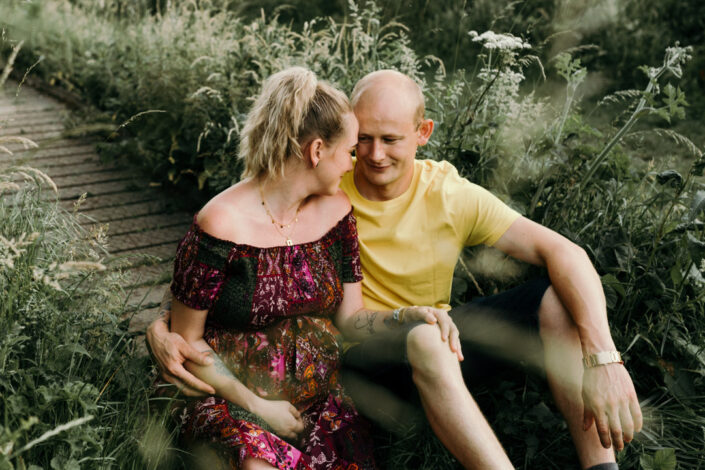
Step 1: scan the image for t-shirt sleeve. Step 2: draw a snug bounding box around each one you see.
[170,226,229,310]
[442,164,521,247]
[340,210,364,283]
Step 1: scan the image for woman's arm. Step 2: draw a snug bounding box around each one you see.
[170,298,304,439]
[146,289,215,396]
[333,282,464,361]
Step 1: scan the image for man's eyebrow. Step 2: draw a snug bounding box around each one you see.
[357,133,404,139]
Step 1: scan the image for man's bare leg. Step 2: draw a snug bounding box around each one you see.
[407,324,514,470]
[538,287,616,469]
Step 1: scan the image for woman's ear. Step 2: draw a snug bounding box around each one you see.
[305,138,324,168]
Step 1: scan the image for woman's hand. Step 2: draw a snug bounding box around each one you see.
[402,306,464,361]
[254,399,305,440]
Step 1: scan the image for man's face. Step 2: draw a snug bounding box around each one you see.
[353,88,420,199]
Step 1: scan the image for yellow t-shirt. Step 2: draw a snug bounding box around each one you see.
[340,159,520,311]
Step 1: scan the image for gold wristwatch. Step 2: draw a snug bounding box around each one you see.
[582,351,623,369]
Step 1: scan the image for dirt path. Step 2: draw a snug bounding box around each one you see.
[0,81,191,339]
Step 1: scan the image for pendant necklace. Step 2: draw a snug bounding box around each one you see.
[259,183,304,246]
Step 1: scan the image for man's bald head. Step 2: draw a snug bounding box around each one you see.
[351,70,425,128]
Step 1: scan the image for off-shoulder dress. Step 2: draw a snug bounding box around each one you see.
[168,210,375,470]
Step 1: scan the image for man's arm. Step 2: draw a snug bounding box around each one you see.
[493,216,642,449]
[334,282,464,361]
[145,288,215,395]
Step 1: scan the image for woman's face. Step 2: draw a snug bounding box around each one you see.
[315,112,358,195]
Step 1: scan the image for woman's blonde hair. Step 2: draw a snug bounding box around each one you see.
[239,67,352,179]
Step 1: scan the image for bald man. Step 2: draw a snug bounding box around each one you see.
[147,70,642,470]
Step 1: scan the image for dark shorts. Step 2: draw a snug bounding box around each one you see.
[341,278,551,429]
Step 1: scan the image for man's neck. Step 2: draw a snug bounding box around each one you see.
[353,165,414,202]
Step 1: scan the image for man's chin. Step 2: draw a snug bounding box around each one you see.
[362,168,394,186]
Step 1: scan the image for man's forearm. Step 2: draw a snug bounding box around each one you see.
[545,244,616,354]
[146,288,173,346]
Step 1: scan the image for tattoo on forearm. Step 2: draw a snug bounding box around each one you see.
[354,311,378,335]
[201,349,237,380]
[383,315,401,330]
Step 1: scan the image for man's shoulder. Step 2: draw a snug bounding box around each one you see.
[414,159,476,194]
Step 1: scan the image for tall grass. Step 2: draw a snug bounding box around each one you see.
[1,1,704,468]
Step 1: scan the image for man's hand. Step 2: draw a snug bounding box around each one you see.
[146,317,215,396]
[404,306,464,361]
[582,363,643,451]
[254,399,305,440]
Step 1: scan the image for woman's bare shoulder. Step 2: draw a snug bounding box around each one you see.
[196,180,257,242]
[314,189,351,222]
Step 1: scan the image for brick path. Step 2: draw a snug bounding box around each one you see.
[0,81,192,338]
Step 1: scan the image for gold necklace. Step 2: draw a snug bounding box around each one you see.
[258,183,304,246]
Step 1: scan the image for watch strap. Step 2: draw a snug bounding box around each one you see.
[583,351,623,369]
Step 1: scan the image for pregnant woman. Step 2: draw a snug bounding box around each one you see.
[164,67,375,470]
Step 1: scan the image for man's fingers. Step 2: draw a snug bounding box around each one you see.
[630,399,643,433]
[181,343,214,366]
[620,406,635,444]
[595,414,612,449]
[608,408,624,451]
[583,407,594,431]
[450,328,463,360]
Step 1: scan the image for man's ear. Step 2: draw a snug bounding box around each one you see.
[416,119,434,146]
[304,138,324,168]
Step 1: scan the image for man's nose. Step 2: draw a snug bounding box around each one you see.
[369,140,384,161]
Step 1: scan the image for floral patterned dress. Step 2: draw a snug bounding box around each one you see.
[169,210,376,470]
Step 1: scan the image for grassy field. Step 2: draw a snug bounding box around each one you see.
[1,1,704,468]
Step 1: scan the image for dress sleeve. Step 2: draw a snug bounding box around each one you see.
[170,225,229,311]
[340,210,364,283]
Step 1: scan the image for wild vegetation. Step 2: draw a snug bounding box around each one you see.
[1,0,703,468]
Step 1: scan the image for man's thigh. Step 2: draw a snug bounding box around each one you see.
[452,278,551,381]
[341,322,425,431]
[341,278,551,405]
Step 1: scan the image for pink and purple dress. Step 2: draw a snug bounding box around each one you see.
[169,210,375,470]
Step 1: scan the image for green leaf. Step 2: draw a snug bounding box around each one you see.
[653,448,677,470]
[669,264,682,286]
[0,455,13,470]
[640,453,654,470]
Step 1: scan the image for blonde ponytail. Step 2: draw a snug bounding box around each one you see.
[239,67,351,180]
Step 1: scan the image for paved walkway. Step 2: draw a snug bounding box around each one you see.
[0,81,192,337]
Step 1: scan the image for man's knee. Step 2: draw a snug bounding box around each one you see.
[538,286,578,339]
[406,323,456,379]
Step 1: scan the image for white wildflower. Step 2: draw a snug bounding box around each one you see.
[470,31,531,51]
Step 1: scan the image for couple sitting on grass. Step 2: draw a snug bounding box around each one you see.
[146,67,642,470]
